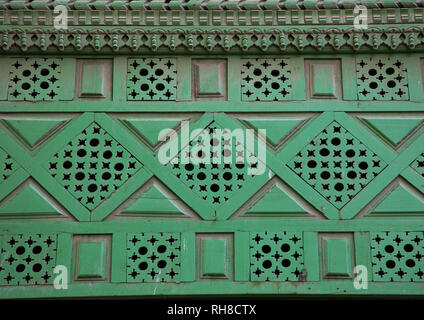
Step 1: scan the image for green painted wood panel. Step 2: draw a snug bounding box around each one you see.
[76,241,105,279]
[0,53,422,299]
[312,64,336,97]
[322,235,354,278]
[202,239,227,276]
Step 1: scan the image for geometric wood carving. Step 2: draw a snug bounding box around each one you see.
[305,59,342,99]
[192,59,227,101]
[197,233,233,280]
[319,233,355,279]
[76,59,112,100]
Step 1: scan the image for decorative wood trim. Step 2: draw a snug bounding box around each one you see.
[0,1,422,11]
[1,8,424,27]
[1,26,424,53]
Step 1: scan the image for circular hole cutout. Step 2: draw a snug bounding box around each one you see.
[32,246,42,254]
[254,81,262,89]
[155,69,164,76]
[157,245,166,254]
[77,149,87,157]
[358,162,368,170]
[346,149,355,158]
[386,67,395,75]
[271,82,280,90]
[281,259,291,268]
[16,264,25,273]
[75,172,85,181]
[90,138,99,147]
[347,171,357,179]
[103,150,112,159]
[210,138,219,146]
[320,171,330,180]
[197,172,206,180]
[387,80,396,88]
[138,262,148,270]
[63,161,72,169]
[334,183,344,191]
[404,244,414,252]
[385,245,394,253]
[253,69,262,76]
[185,164,194,171]
[235,163,245,169]
[386,260,396,269]
[281,244,290,252]
[368,69,377,76]
[369,82,378,89]
[210,184,220,192]
[32,263,42,273]
[331,137,341,146]
[223,149,231,157]
[40,68,50,76]
[40,81,49,89]
[406,259,416,268]
[262,260,272,269]
[140,84,149,91]
[16,246,25,255]
[21,82,30,90]
[138,246,148,255]
[87,184,98,193]
[223,172,232,181]
[114,163,124,171]
[139,69,149,76]
[102,172,111,180]
[156,83,165,91]
[22,70,31,77]
[262,245,271,254]
[319,148,330,157]
[157,260,167,269]
[307,160,317,168]
[271,69,280,77]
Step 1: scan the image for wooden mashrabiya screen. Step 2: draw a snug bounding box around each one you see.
[0,0,423,298]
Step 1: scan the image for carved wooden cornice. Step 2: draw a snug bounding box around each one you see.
[1,26,423,53]
[0,1,423,11]
[1,1,424,53]
[1,8,424,27]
